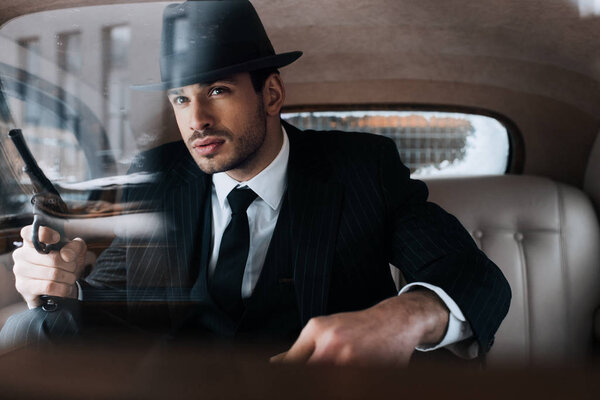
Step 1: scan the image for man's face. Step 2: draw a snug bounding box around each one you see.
[167,73,267,176]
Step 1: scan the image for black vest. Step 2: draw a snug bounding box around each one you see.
[187,191,301,343]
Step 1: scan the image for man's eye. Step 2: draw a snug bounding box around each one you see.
[172,96,188,105]
[209,87,228,96]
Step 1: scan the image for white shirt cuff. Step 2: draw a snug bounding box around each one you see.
[75,281,83,301]
[398,282,479,358]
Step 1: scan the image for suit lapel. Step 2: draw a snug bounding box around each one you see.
[285,123,344,324]
[161,151,211,301]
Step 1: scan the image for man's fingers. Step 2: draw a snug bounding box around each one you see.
[15,276,75,300]
[39,226,61,244]
[13,246,77,273]
[60,238,86,263]
[20,225,61,246]
[280,322,318,363]
[269,351,287,363]
[20,225,34,247]
[13,262,78,285]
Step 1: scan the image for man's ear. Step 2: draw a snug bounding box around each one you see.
[262,73,285,116]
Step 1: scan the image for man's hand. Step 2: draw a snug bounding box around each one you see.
[12,225,89,309]
[271,290,449,366]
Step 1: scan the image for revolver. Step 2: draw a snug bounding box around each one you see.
[9,128,70,312]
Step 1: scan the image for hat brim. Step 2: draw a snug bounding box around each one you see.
[131,51,302,92]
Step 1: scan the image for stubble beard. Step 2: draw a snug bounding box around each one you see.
[189,97,267,175]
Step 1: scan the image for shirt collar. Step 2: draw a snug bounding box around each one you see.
[212,125,289,211]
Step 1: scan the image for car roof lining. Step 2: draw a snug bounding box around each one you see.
[0,0,599,187]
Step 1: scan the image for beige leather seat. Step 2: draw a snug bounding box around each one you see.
[2,175,599,367]
[423,175,600,366]
[583,131,600,354]
[584,132,600,217]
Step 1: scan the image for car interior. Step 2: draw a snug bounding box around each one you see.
[0,0,599,380]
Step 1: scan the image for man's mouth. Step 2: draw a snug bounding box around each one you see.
[191,137,226,156]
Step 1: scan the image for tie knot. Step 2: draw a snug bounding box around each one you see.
[227,188,258,214]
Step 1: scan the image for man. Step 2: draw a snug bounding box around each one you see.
[2,0,510,365]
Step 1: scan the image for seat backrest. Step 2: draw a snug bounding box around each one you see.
[424,175,600,366]
[584,131,600,217]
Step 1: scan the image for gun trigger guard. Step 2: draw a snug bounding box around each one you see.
[31,216,50,254]
[32,213,63,254]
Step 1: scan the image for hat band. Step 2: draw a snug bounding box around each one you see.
[160,41,265,84]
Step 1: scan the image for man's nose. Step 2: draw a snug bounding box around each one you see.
[189,101,214,132]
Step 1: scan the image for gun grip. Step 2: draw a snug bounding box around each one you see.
[32,216,65,312]
[39,295,59,312]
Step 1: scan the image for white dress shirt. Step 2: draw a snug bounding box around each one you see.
[209,126,476,356]
[210,128,289,298]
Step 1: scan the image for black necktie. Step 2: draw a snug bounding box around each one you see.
[210,187,258,320]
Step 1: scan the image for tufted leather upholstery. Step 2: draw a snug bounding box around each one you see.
[584,131,600,354]
[2,175,599,366]
[423,175,600,365]
[584,132,600,217]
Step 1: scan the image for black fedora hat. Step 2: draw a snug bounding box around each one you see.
[133,0,302,91]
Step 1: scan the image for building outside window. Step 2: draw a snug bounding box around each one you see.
[102,24,132,166]
[17,37,41,126]
[55,31,86,181]
[281,110,510,178]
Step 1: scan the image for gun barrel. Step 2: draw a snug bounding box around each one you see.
[9,128,60,197]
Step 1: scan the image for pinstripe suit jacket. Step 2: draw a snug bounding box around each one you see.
[1,121,511,352]
[84,121,510,352]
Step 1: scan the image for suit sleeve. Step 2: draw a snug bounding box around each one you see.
[81,143,183,295]
[81,237,128,293]
[379,137,511,353]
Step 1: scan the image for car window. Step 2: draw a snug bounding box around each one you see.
[0,36,118,205]
[0,4,175,213]
[282,109,513,177]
